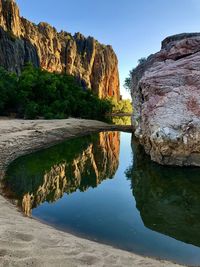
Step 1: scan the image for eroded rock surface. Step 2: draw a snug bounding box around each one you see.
[0,0,120,99]
[132,32,200,166]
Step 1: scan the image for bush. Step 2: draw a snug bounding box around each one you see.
[0,67,18,115]
[107,97,132,114]
[0,64,112,121]
[25,102,39,119]
[124,57,147,93]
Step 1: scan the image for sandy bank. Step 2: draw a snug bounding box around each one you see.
[0,119,181,267]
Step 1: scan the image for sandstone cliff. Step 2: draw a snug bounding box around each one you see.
[131,33,200,166]
[0,0,120,99]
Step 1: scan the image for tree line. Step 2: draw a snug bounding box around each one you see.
[0,64,112,120]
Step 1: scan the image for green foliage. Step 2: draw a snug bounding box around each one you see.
[110,116,131,125]
[25,101,39,119]
[0,64,112,120]
[5,134,98,198]
[124,57,147,93]
[107,97,132,114]
[124,77,132,92]
[0,67,18,114]
[137,57,147,65]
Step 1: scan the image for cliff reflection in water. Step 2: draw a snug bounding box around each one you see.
[127,137,200,247]
[4,131,120,216]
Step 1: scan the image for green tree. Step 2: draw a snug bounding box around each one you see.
[0,64,112,121]
[124,57,147,93]
[107,97,132,114]
[0,67,18,115]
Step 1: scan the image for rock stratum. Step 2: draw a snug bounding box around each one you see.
[132,33,200,166]
[0,0,120,99]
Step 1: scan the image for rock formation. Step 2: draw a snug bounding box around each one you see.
[4,131,120,216]
[131,33,200,166]
[0,0,120,99]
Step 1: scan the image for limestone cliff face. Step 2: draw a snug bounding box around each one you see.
[0,0,120,99]
[16,131,120,216]
[131,33,200,166]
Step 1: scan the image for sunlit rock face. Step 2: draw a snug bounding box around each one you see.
[4,132,120,216]
[128,138,200,247]
[131,33,200,166]
[0,0,120,99]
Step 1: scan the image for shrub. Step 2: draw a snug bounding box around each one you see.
[25,102,39,119]
[124,57,147,93]
[107,97,132,114]
[0,64,112,121]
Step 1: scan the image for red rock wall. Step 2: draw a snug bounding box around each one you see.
[0,0,120,99]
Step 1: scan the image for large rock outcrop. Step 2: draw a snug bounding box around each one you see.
[0,0,120,99]
[132,33,200,166]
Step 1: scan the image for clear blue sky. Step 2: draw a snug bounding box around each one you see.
[15,0,200,98]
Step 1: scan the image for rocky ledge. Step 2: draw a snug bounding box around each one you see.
[132,32,200,166]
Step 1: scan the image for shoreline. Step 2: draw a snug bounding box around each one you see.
[0,118,181,267]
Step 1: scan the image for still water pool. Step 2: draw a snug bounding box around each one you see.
[3,131,200,266]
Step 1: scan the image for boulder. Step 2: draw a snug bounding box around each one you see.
[132,33,200,166]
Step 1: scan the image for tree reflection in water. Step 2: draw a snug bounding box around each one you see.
[3,131,120,216]
[3,131,200,265]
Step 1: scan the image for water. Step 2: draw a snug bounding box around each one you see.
[3,131,200,266]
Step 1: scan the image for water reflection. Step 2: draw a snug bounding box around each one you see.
[128,136,200,248]
[3,131,200,265]
[4,131,120,216]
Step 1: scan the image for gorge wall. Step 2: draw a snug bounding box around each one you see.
[0,0,120,99]
[131,33,200,166]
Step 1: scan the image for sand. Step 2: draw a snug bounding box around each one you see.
[0,118,182,267]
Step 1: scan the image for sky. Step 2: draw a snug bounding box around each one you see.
[15,0,200,99]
